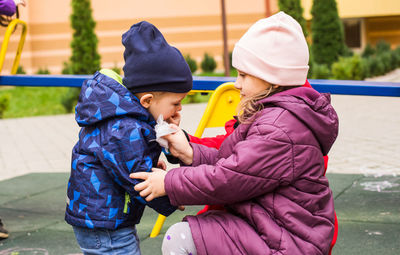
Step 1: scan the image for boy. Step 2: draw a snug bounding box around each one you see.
[65,21,192,255]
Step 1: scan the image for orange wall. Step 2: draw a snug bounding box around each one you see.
[365,16,400,48]
[1,0,280,74]
[302,0,400,19]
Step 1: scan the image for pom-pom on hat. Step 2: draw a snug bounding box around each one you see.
[122,21,192,93]
[232,11,309,86]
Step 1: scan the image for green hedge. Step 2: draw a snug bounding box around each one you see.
[201,53,217,73]
[0,93,11,119]
[332,55,365,80]
[311,63,331,79]
[185,54,198,73]
[314,41,400,80]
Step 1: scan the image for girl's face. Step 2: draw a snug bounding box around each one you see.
[234,70,271,99]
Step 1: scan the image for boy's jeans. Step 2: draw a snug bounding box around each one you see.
[73,225,141,255]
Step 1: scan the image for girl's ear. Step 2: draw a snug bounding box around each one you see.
[139,93,154,109]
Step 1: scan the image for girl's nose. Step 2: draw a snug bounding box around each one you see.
[234,82,241,90]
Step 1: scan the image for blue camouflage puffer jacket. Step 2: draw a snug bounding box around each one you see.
[65,70,176,230]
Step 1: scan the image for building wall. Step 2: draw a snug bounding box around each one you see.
[365,16,400,47]
[302,0,400,19]
[2,1,399,74]
[0,0,280,74]
[301,0,400,50]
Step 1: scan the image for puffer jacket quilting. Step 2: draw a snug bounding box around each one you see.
[65,71,176,230]
[165,87,338,255]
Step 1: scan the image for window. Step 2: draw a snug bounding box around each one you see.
[343,19,361,48]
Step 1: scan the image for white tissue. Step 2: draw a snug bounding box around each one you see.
[154,115,176,149]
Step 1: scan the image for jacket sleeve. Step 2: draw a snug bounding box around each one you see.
[165,124,293,206]
[0,0,16,16]
[189,134,227,149]
[165,129,191,164]
[190,142,220,166]
[188,119,237,149]
[97,120,176,216]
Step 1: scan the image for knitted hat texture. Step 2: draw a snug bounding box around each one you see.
[232,11,309,86]
[122,21,192,93]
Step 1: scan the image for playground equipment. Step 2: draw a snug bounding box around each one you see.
[149,82,239,238]
[0,18,27,74]
[1,75,400,97]
[0,75,399,254]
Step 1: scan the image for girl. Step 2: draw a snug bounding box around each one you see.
[132,11,339,255]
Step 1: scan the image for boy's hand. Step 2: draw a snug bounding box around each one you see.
[166,111,181,126]
[157,159,167,170]
[164,124,193,165]
[131,168,166,201]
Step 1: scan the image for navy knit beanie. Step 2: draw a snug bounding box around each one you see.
[122,21,193,94]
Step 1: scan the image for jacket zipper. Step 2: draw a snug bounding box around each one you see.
[123,192,130,213]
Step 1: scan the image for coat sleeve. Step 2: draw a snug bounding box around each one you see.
[0,0,16,16]
[97,120,176,216]
[165,124,293,206]
[190,142,220,166]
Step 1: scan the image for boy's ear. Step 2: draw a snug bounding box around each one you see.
[139,93,154,108]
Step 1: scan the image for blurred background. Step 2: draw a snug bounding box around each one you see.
[0,0,399,75]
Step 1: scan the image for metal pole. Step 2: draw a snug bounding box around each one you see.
[221,0,230,77]
[265,0,271,17]
[0,19,27,74]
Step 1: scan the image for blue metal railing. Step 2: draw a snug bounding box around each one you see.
[1,75,400,97]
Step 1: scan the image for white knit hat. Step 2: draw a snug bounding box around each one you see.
[232,11,309,86]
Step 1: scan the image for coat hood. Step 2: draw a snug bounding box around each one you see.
[75,71,154,127]
[260,87,339,155]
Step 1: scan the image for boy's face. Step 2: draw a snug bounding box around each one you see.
[142,92,187,122]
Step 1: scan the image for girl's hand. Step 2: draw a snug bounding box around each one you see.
[157,159,167,170]
[130,168,166,201]
[14,0,26,7]
[166,111,181,126]
[164,124,193,165]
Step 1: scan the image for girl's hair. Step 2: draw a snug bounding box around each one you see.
[0,6,19,27]
[237,85,299,124]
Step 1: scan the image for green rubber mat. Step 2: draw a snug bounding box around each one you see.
[0,173,399,255]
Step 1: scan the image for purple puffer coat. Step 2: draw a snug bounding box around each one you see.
[165,87,339,255]
[0,0,16,16]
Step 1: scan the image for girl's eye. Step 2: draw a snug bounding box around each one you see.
[239,73,246,77]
